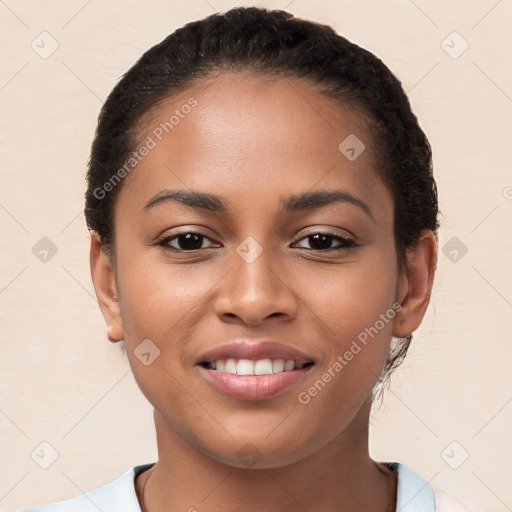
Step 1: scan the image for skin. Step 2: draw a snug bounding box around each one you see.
[90,70,437,512]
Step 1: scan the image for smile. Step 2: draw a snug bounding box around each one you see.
[201,358,314,375]
[196,340,316,400]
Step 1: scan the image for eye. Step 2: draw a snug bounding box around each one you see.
[293,232,356,251]
[157,231,220,252]
[156,230,355,253]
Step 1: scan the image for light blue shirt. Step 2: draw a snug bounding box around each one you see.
[22,462,440,511]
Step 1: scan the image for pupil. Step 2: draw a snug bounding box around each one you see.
[309,234,331,250]
[178,233,202,250]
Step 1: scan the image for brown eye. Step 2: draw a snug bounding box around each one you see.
[158,232,220,251]
[294,233,355,251]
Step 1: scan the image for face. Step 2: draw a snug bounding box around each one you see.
[93,71,426,469]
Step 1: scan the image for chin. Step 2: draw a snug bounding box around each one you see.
[195,426,330,470]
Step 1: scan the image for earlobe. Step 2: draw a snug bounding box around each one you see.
[89,232,124,342]
[392,230,437,338]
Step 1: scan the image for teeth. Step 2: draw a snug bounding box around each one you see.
[225,358,237,374]
[237,359,254,375]
[254,359,273,375]
[272,359,285,373]
[208,358,309,375]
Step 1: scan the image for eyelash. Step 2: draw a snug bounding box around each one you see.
[156,230,356,253]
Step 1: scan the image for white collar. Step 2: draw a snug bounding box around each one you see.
[23,462,436,512]
[389,462,436,511]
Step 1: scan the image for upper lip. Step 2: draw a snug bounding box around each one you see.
[196,340,315,365]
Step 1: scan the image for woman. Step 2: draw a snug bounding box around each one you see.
[24,6,468,511]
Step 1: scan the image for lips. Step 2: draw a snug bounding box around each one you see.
[196,340,315,367]
[196,340,315,401]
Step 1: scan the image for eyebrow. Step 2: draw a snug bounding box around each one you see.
[144,188,374,220]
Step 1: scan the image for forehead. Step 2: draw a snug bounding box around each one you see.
[116,71,392,222]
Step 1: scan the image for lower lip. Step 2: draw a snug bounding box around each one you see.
[198,366,313,401]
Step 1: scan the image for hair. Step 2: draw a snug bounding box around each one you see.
[84,6,439,393]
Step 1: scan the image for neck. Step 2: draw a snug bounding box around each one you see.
[137,398,395,512]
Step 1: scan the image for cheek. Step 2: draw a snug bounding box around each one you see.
[117,254,212,343]
[317,250,398,340]
[309,249,399,393]
[114,253,217,400]
[114,257,212,427]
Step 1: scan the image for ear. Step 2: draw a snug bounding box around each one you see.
[393,230,437,338]
[89,232,124,342]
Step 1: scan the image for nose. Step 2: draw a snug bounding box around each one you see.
[213,244,298,325]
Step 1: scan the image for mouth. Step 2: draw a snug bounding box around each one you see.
[199,358,314,375]
[196,340,316,401]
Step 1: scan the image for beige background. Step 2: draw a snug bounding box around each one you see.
[1,1,511,511]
